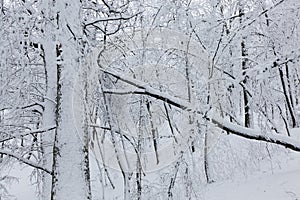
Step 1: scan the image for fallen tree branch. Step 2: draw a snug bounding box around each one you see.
[101,67,300,152]
[210,115,300,152]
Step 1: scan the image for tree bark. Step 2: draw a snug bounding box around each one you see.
[41,33,57,200]
[50,1,91,199]
[278,64,297,128]
[41,2,58,198]
[239,5,252,128]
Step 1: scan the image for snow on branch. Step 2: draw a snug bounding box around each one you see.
[101,67,300,152]
[0,149,52,174]
[100,68,199,112]
[0,126,56,143]
[0,102,44,112]
[210,115,300,152]
[84,12,141,27]
[221,0,287,53]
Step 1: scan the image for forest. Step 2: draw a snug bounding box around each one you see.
[0,0,300,199]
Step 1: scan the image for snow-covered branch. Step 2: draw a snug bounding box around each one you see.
[0,126,56,143]
[101,67,300,152]
[0,149,52,175]
[0,102,44,112]
[84,12,141,27]
[100,68,198,112]
[210,115,300,152]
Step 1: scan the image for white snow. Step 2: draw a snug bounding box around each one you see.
[5,165,37,200]
[204,154,300,200]
[7,148,300,200]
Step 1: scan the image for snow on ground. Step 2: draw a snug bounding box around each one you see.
[7,152,300,200]
[6,164,37,200]
[6,128,300,200]
[204,152,300,200]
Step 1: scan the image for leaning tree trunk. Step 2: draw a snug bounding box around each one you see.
[50,1,91,200]
[278,64,297,128]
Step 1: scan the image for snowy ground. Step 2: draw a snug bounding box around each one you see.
[204,154,300,200]
[6,128,300,200]
[6,151,300,200]
[6,165,36,200]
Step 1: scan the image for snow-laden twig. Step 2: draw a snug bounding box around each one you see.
[0,149,52,174]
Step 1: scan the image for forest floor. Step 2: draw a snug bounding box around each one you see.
[204,154,300,200]
[6,128,300,200]
[8,151,300,200]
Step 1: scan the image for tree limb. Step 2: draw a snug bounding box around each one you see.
[101,67,300,152]
[210,114,300,152]
[100,68,194,111]
[0,149,52,175]
[0,126,56,143]
[84,12,142,27]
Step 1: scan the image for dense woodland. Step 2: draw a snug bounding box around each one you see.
[0,0,300,199]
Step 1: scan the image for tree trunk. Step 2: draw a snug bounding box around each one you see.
[41,1,57,199]
[50,1,91,199]
[240,5,252,128]
[278,64,297,128]
[41,34,57,200]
